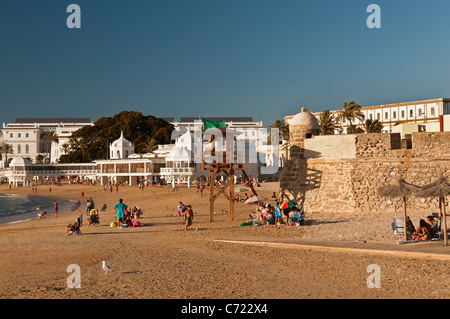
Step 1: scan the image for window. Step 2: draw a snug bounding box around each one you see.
[17,145,21,153]
[369,114,373,120]
[393,111,397,119]
[25,144,29,154]
[376,113,380,120]
[26,133,29,138]
[385,112,388,120]
[401,110,405,118]
[10,133,13,138]
[18,133,21,138]
[409,110,414,117]
[431,107,435,116]
[418,109,423,116]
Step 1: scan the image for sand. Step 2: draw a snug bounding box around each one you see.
[0,182,449,299]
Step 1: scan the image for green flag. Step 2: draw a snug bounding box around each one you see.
[202,119,226,132]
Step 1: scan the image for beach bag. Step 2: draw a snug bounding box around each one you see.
[123,223,128,228]
[110,221,118,227]
[132,221,141,227]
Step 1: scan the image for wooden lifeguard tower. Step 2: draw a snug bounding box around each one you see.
[200,122,258,222]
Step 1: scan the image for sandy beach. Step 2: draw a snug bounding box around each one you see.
[0,182,449,300]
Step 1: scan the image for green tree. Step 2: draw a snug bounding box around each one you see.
[268,119,289,143]
[364,119,383,133]
[43,129,59,158]
[337,101,365,134]
[318,110,338,135]
[60,111,174,163]
[2,143,13,168]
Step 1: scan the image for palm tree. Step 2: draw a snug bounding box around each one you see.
[143,138,159,154]
[269,119,289,143]
[35,154,45,164]
[61,143,70,156]
[2,143,13,168]
[69,137,89,162]
[43,130,59,161]
[318,110,338,135]
[364,119,383,133]
[336,101,365,134]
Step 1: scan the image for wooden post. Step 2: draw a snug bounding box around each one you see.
[403,196,408,240]
[443,196,448,246]
[230,168,235,221]
[209,170,215,222]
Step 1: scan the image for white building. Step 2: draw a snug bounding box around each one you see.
[2,118,93,167]
[285,98,450,134]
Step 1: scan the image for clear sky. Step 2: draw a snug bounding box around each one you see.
[1,0,450,127]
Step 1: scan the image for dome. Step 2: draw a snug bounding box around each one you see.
[112,131,133,148]
[10,157,31,166]
[290,107,320,130]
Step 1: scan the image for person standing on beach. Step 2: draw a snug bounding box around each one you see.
[53,201,58,217]
[183,205,194,231]
[114,198,128,228]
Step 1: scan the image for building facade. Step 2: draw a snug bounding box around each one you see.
[1,118,93,167]
[285,98,450,134]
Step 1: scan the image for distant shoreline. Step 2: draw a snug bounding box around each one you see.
[0,193,77,225]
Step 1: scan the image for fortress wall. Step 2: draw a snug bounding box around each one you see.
[281,131,450,214]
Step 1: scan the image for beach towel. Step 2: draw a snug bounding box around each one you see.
[132,221,141,227]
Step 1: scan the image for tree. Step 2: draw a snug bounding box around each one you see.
[318,110,338,135]
[43,129,59,160]
[337,101,365,134]
[268,119,289,143]
[2,143,13,168]
[364,119,383,133]
[143,138,159,154]
[60,111,174,163]
[61,143,70,156]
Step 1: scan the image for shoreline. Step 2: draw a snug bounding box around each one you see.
[0,193,77,225]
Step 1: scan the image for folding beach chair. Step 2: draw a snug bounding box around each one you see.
[290,210,305,226]
[68,214,83,235]
[249,214,258,226]
[392,216,409,242]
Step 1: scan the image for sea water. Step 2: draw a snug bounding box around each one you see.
[0,194,76,224]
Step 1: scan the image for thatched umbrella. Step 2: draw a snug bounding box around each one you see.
[377,178,422,241]
[415,177,450,246]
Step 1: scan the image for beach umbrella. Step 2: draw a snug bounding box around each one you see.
[71,201,81,211]
[377,178,422,241]
[414,177,450,246]
[280,201,297,209]
[244,195,267,204]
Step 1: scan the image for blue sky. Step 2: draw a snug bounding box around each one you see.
[1,0,450,127]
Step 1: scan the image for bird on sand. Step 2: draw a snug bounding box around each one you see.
[102,261,113,271]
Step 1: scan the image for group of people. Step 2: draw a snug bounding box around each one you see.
[406,215,440,241]
[113,198,143,228]
[168,202,195,231]
[255,201,305,226]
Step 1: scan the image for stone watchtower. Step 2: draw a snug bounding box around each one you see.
[288,107,320,159]
[279,107,320,204]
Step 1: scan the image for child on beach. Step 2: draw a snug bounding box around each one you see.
[53,201,58,217]
[183,205,194,231]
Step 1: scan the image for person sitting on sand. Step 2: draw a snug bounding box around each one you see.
[426,215,439,237]
[413,219,432,241]
[183,205,194,231]
[37,211,47,219]
[242,193,249,202]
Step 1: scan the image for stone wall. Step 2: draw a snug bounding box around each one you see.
[280,131,450,215]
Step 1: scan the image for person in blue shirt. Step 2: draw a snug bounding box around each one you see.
[274,201,282,224]
[114,198,128,228]
[427,215,439,238]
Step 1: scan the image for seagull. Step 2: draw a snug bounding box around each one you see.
[102,261,113,272]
